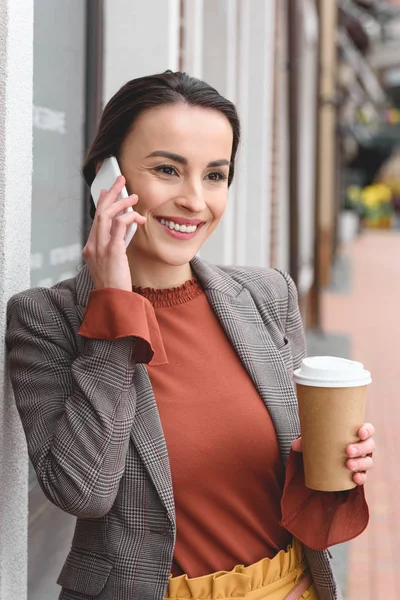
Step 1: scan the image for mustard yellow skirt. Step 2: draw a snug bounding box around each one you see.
[165,538,318,599]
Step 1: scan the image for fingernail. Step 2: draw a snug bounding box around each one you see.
[350,446,358,457]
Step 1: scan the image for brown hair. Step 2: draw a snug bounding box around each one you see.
[82,71,240,219]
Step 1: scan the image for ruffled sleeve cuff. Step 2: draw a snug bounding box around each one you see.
[280,448,369,550]
[78,288,168,366]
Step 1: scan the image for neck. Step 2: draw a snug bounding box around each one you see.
[127,253,193,289]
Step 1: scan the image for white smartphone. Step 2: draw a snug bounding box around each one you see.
[90,156,137,247]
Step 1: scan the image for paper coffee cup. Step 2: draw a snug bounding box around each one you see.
[293,356,372,492]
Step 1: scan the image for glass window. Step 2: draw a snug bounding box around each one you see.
[29,2,87,598]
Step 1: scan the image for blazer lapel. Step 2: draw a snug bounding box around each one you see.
[75,265,175,524]
[131,365,175,524]
[191,256,300,463]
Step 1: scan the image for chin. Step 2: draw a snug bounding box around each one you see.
[157,251,198,267]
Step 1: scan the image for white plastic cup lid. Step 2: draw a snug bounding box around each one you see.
[293,356,372,388]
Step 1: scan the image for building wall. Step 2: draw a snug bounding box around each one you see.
[272,0,319,292]
[316,0,338,287]
[192,0,276,268]
[103,0,278,270]
[0,1,33,599]
[297,0,319,297]
[274,0,290,273]
[103,0,180,102]
[0,1,324,597]
[239,0,276,268]
[270,2,281,270]
[199,0,238,265]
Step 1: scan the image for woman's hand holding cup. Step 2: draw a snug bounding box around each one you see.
[82,176,146,291]
[292,422,375,486]
[345,422,375,485]
[292,356,372,491]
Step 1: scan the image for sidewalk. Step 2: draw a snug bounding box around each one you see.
[321,230,400,599]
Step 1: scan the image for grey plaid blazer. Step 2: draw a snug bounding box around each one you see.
[6,256,342,600]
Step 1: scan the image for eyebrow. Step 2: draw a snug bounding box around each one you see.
[145,150,231,168]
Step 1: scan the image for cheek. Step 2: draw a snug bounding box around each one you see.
[209,193,228,222]
[131,178,170,214]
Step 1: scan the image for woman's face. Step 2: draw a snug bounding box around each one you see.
[119,103,233,268]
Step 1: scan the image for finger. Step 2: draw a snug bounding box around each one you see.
[358,423,375,441]
[96,175,126,210]
[102,194,142,222]
[346,438,375,458]
[291,437,302,453]
[346,455,373,473]
[95,196,142,254]
[109,211,146,247]
[105,194,141,220]
[96,195,145,249]
[353,471,367,486]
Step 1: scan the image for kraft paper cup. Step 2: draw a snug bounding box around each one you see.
[293,356,372,492]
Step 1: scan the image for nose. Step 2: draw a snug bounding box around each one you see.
[176,180,207,214]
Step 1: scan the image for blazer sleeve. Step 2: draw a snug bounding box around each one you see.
[279,272,369,549]
[278,271,307,371]
[6,289,155,518]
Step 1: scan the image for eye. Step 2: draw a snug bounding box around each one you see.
[154,164,178,176]
[206,171,227,182]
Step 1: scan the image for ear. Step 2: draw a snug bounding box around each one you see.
[94,161,102,175]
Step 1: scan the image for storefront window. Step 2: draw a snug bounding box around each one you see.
[29,1,87,598]
[31,0,86,291]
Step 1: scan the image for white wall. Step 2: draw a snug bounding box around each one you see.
[196,0,276,267]
[103,0,180,102]
[0,0,33,598]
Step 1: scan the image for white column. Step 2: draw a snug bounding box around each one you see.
[0,0,33,598]
[221,0,239,266]
[298,0,319,295]
[276,0,290,273]
[234,0,250,266]
[199,0,239,265]
[182,0,204,79]
[235,0,276,267]
[103,0,181,101]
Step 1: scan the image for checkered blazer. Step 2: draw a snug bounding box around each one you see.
[6,256,342,600]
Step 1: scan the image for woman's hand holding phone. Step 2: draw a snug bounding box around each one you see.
[82,176,146,291]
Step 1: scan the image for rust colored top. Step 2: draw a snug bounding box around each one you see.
[78,278,369,577]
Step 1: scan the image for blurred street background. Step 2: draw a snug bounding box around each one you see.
[2,0,400,599]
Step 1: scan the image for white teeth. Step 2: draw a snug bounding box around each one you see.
[159,219,198,233]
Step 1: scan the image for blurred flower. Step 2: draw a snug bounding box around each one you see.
[361,184,392,207]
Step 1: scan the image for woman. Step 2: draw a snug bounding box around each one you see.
[7,72,374,600]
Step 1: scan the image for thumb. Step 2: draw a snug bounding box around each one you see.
[291,436,303,453]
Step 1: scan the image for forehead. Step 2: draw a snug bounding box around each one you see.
[123,103,233,158]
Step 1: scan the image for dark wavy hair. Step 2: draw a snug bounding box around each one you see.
[82,71,240,219]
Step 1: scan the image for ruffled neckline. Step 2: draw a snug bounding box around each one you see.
[132,277,203,308]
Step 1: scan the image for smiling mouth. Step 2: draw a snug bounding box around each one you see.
[155,217,205,234]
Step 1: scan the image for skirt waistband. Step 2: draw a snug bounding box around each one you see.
[165,538,310,599]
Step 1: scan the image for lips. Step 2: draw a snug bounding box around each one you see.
[155,216,205,226]
[154,216,205,238]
